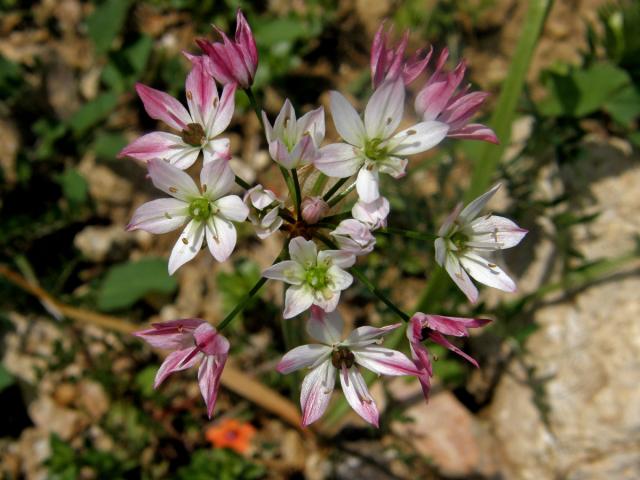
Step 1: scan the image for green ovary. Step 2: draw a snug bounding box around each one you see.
[450,230,469,251]
[363,138,388,162]
[188,198,214,221]
[304,265,330,290]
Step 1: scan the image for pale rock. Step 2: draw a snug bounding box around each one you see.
[29,396,88,441]
[74,225,134,262]
[77,380,109,421]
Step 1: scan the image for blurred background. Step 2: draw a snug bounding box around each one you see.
[1,0,639,478]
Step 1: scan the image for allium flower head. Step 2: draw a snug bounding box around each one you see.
[315,79,449,203]
[407,313,490,401]
[243,185,283,239]
[278,307,419,426]
[197,9,258,88]
[262,99,325,169]
[415,49,498,143]
[134,319,230,418]
[371,22,432,89]
[435,184,528,303]
[118,59,236,169]
[331,219,376,256]
[127,159,249,274]
[262,237,355,319]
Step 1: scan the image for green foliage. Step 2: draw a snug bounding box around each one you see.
[92,132,128,160]
[68,92,119,137]
[47,434,128,480]
[55,168,89,206]
[596,1,640,79]
[0,363,15,393]
[97,258,178,311]
[176,449,265,480]
[539,62,633,118]
[86,0,132,55]
[217,259,261,322]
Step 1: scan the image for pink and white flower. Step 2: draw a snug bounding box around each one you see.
[435,184,528,303]
[315,78,448,203]
[118,59,236,169]
[127,159,249,274]
[352,196,390,230]
[330,219,376,256]
[415,49,497,143]
[262,237,355,319]
[300,196,329,225]
[196,9,258,88]
[371,22,432,89]
[407,313,490,401]
[244,185,283,239]
[278,307,419,427]
[262,100,325,169]
[134,319,230,418]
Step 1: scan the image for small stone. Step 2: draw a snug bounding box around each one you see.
[74,225,134,262]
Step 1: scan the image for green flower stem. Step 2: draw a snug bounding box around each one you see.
[315,234,409,322]
[217,249,286,331]
[322,177,349,202]
[234,175,252,190]
[291,168,302,217]
[311,173,329,196]
[244,87,297,215]
[327,181,356,207]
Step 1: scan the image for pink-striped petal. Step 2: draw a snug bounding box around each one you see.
[345,323,401,347]
[300,360,335,426]
[277,344,331,374]
[185,57,217,128]
[209,82,237,137]
[134,319,204,350]
[135,83,191,131]
[154,347,200,388]
[198,354,225,418]
[353,346,420,376]
[307,306,344,344]
[428,331,479,368]
[340,367,379,427]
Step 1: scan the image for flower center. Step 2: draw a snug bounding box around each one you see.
[363,138,388,162]
[331,346,355,369]
[450,230,469,250]
[181,123,206,147]
[188,198,215,221]
[304,264,329,289]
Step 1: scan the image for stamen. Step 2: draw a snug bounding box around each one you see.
[169,187,178,193]
[182,238,189,245]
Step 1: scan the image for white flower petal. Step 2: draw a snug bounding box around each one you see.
[353,346,419,376]
[356,166,380,203]
[389,120,449,155]
[216,195,249,222]
[262,260,305,284]
[315,143,363,178]
[329,91,365,146]
[318,250,356,269]
[459,184,501,224]
[284,284,315,319]
[345,324,401,347]
[148,158,200,201]
[444,252,478,303]
[200,158,235,200]
[364,78,404,140]
[168,219,205,274]
[468,215,527,249]
[300,360,335,426]
[307,307,344,344]
[127,198,189,234]
[289,237,317,266]
[205,216,237,262]
[459,252,516,293]
[277,344,331,374]
[327,265,353,291]
[340,367,379,427]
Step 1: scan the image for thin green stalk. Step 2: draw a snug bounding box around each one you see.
[311,173,329,196]
[327,181,356,207]
[464,0,552,201]
[322,177,349,202]
[291,168,302,217]
[315,234,409,322]
[217,249,286,331]
[234,175,252,190]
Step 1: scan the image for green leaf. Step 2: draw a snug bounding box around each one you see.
[604,84,640,127]
[134,365,158,398]
[0,364,15,392]
[56,167,88,205]
[97,258,177,311]
[539,62,631,118]
[86,0,131,55]
[68,92,118,137]
[93,132,128,160]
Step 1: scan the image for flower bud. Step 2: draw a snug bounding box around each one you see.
[330,219,376,256]
[301,196,329,224]
[243,185,283,239]
[352,196,390,230]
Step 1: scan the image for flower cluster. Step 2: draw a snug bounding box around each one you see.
[126,11,526,425]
